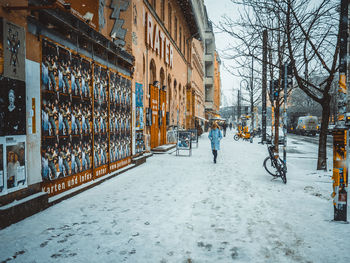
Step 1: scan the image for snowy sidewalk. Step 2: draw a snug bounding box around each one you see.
[0,131,349,263]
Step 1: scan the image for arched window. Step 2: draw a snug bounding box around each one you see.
[168,3,172,36]
[150,59,157,84]
[174,79,177,101]
[160,67,165,88]
[143,55,146,74]
[168,74,172,113]
[179,84,182,108]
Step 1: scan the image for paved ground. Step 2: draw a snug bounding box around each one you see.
[0,130,349,263]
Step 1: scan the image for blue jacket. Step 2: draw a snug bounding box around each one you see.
[208,128,222,150]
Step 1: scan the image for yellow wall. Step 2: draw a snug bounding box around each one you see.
[214,51,221,113]
[129,0,192,129]
[191,38,205,119]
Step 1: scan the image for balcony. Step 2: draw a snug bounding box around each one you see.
[205,76,213,85]
[205,101,214,110]
[205,53,213,62]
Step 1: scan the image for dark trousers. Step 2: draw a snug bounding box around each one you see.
[212,150,217,163]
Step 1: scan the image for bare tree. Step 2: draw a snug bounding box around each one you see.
[283,0,339,170]
[217,0,290,150]
[218,0,339,170]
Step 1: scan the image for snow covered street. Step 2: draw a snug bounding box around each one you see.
[1,131,349,263]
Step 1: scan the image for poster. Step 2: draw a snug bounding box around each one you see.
[135,82,144,131]
[176,131,192,157]
[93,64,109,177]
[6,141,26,190]
[109,70,132,171]
[41,39,93,183]
[135,131,145,154]
[0,77,26,136]
[41,39,133,195]
[0,143,3,192]
[2,19,26,81]
[177,131,192,150]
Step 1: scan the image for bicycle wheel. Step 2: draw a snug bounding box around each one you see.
[263,156,277,176]
[280,169,287,184]
[234,135,239,141]
[278,158,287,184]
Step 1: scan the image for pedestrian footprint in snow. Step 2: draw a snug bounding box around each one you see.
[208,122,222,163]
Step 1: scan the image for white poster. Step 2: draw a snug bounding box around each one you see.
[0,136,27,195]
[132,92,136,155]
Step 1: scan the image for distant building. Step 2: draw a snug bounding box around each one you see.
[191,0,221,122]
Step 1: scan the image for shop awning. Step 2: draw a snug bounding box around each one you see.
[210,117,226,122]
[195,116,209,122]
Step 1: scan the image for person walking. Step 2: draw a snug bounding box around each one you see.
[222,122,227,137]
[208,122,222,163]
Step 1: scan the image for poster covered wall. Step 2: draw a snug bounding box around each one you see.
[41,39,93,195]
[93,64,109,177]
[0,19,27,196]
[109,71,132,172]
[41,39,132,196]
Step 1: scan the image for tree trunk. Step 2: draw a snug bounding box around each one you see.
[274,100,280,153]
[317,96,331,170]
[251,95,254,132]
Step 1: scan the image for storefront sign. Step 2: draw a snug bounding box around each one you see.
[144,11,173,68]
[93,164,108,178]
[41,170,93,196]
[109,157,131,172]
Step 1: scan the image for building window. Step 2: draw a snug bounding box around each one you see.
[174,17,178,42]
[183,35,186,56]
[152,0,156,10]
[179,27,182,51]
[168,3,172,36]
[161,0,165,21]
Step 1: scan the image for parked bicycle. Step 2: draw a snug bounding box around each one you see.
[263,144,287,184]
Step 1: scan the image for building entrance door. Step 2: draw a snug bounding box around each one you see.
[159,89,167,145]
[150,85,159,149]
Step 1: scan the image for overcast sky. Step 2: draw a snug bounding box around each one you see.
[203,0,242,107]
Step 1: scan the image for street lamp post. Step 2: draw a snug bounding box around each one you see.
[239,79,249,121]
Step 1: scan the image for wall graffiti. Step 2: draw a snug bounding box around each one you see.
[2,19,25,81]
[110,0,130,46]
